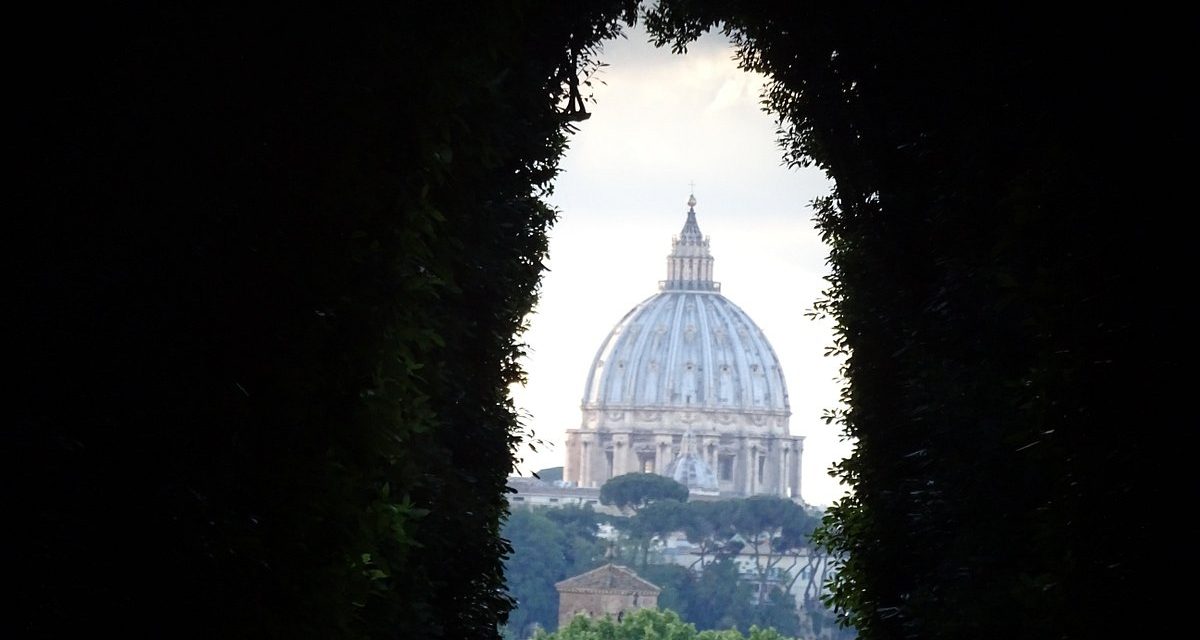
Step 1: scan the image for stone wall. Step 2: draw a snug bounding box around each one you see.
[557,589,658,629]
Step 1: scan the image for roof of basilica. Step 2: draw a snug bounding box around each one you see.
[581,197,790,417]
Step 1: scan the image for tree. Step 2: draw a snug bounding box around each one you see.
[544,505,608,576]
[503,509,569,639]
[728,497,815,603]
[634,563,695,620]
[624,498,691,566]
[600,473,689,513]
[677,500,741,569]
[503,505,607,637]
[685,558,758,633]
[606,499,819,637]
[534,607,794,640]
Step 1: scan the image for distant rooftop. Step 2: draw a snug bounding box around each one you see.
[555,564,661,594]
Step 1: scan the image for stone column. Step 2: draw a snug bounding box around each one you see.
[748,439,766,495]
[776,440,788,496]
[702,436,719,473]
[564,432,579,485]
[780,444,792,498]
[612,433,634,477]
[763,439,780,496]
[740,439,753,495]
[730,437,742,494]
[583,434,607,488]
[654,435,673,474]
[580,438,591,488]
[791,436,804,499]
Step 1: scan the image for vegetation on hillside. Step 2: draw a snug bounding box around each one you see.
[536,607,794,640]
[503,495,843,638]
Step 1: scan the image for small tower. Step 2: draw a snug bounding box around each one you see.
[555,564,661,629]
[664,428,720,496]
[662,194,719,291]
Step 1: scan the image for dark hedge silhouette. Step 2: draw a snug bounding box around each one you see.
[13,2,1189,639]
[13,2,635,638]
[646,3,1189,639]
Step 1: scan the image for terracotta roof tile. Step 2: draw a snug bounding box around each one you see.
[555,564,661,593]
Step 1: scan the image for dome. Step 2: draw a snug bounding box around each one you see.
[664,430,719,494]
[565,195,804,498]
[580,198,791,435]
[583,292,790,414]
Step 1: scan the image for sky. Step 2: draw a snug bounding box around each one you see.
[509,25,853,507]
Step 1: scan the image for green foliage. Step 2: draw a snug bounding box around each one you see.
[611,498,824,636]
[600,473,690,513]
[503,505,607,637]
[658,558,758,634]
[503,509,568,637]
[724,497,815,600]
[534,607,793,640]
[647,3,1186,639]
[618,498,690,567]
[545,504,610,574]
[676,500,741,566]
[634,563,697,617]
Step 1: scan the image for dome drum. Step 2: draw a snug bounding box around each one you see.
[581,408,788,437]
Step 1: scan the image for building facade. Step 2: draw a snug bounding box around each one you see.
[564,196,803,498]
[555,564,660,628]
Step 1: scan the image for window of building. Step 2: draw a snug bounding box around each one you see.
[719,455,734,481]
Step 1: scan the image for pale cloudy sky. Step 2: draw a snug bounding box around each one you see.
[510,26,853,507]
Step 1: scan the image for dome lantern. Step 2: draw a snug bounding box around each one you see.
[662,194,719,292]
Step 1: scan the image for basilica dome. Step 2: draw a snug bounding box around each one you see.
[582,288,790,416]
[580,196,791,435]
[565,195,802,498]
